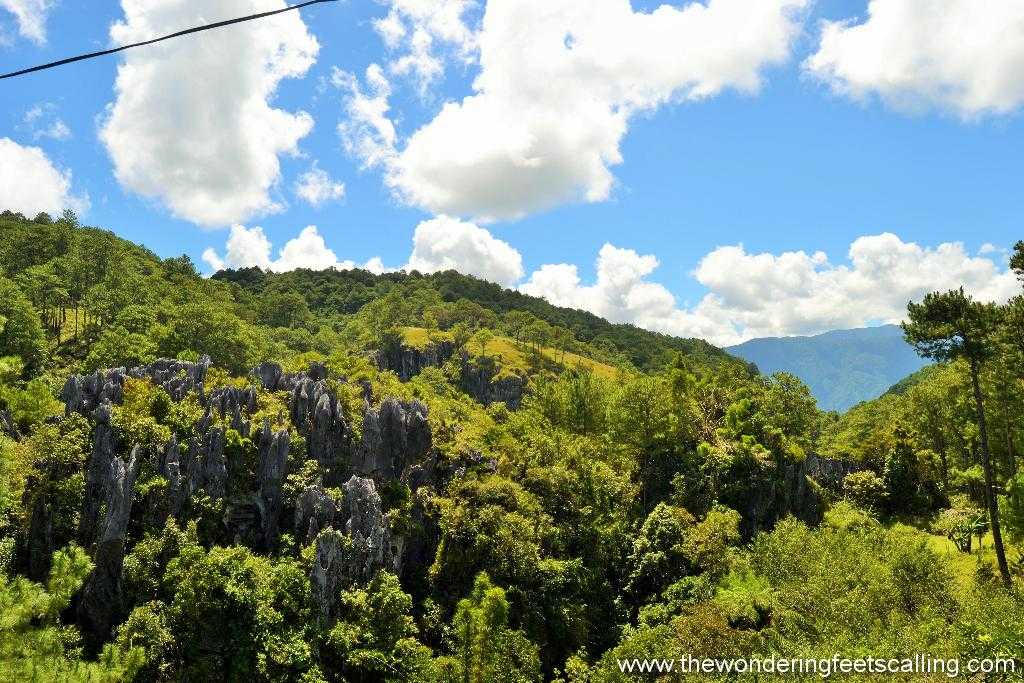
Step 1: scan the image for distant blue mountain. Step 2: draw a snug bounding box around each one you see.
[726,325,929,412]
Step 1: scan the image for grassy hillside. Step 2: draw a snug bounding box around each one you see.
[727,324,929,412]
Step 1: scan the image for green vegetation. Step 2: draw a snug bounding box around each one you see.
[1,211,1024,681]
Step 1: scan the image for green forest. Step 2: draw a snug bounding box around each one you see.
[2,209,1024,681]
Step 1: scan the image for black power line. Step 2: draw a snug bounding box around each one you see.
[1,0,340,81]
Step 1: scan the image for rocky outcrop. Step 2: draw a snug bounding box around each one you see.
[342,475,399,581]
[295,485,340,545]
[732,453,861,538]
[61,369,125,416]
[309,476,399,620]
[289,376,352,485]
[77,402,118,546]
[0,409,19,441]
[373,340,456,382]
[354,398,431,481]
[310,528,348,621]
[804,452,861,490]
[61,357,210,416]
[206,385,258,437]
[459,356,527,409]
[77,446,142,651]
[254,360,328,393]
[255,421,290,551]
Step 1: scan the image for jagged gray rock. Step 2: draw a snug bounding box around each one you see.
[354,398,431,480]
[342,475,397,582]
[77,402,118,546]
[459,355,526,409]
[193,426,227,499]
[733,453,861,538]
[309,476,399,620]
[77,446,142,651]
[310,528,348,621]
[288,377,352,484]
[0,409,19,441]
[372,340,455,381]
[295,485,340,545]
[254,361,284,392]
[61,357,210,415]
[207,385,258,436]
[255,420,290,550]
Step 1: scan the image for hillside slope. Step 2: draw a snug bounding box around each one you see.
[727,325,928,412]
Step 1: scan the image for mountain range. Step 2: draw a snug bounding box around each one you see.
[726,325,929,412]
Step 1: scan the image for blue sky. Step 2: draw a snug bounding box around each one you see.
[2,0,1022,345]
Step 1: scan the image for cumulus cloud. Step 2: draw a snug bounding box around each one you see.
[805,0,1024,118]
[373,0,477,88]
[406,215,523,286]
[0,138,89,217]
[23,103,72,141]
[100,0,319,227]
[521,234,1020,346]
[202,224,384,274]
[294,165,345,206]
[340,0,809,221]
[1,0,54,43]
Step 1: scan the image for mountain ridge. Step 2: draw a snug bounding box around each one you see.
[727,324,929,412]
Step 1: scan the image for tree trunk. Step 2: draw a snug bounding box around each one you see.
[970,359,1012,588]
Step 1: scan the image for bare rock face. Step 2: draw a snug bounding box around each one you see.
[255,420,290,551]
[355,398,431,481]
[458,355,527,409]
[61,369,126,416]
[309,476,399,620]
[207,385,258,437]
[77,402,119,546]
[295,485,340,545]
[60,357,211,416]
[310,528,348,621]
[288,376,352,485]
[372,340,456,382]
[731,453,861,538]
[342,475,397,582]
[77,446,142,651]
[0,409,19,441]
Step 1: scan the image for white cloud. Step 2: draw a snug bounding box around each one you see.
[406,215,523,286]
[341,0,809,221]
[373,0,478,89]
[100,0,319,228]
[202,224,383,274]
[521,234,1020,346]
[805,0,1024,118]
[335,64,399,171]
[0,138,89,217]
[294,165,345,206]
[23,104,72,141]
[1,0,53,44]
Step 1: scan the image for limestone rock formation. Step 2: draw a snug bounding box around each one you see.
[458,355,527,409]
[372,340,456,381]
[77,402,118,546]
[732,453,861,538]
[309,476,399,620]
[0,409,19,441]
[355,398,431,480]
[289,376,352,484]
[295,485,340,545]
[255,420,290,550]
[61,357,211,416]
[77,446,142,651]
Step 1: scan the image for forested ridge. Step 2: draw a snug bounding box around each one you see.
[2,209,1024,681]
